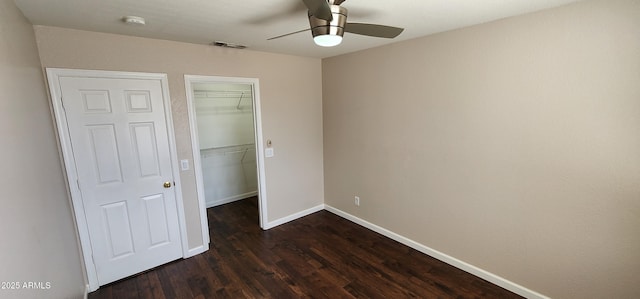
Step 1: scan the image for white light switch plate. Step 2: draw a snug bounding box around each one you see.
[180,159,189,170]
[265,148,274,158]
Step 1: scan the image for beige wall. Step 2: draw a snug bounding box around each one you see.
[34,26,325,249]
[0,0,85,298]
[322,0,640,298]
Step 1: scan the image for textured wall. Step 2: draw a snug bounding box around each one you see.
[322,0,640,298]
[0,0,85,298]
[34,26,325,249]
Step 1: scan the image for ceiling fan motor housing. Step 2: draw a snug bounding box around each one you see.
[308,5,348,40]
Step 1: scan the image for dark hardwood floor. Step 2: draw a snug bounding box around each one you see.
[89,197,523,298]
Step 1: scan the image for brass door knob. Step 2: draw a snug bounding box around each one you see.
[163,181,172,188]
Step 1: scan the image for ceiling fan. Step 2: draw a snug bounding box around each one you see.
[268,0,404,47]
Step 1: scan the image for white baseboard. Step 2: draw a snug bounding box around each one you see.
[206,191,258,208]
[184,243,209,258]
[324,205,549,299]
[263,204,325,230]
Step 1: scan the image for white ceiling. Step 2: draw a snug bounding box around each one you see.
[14,0,585,58]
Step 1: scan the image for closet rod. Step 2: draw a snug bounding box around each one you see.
[193,90,251,93]
[217,149,248,155]
[201,143,255,151]
[200,145,255,159]
[193,90,252,99]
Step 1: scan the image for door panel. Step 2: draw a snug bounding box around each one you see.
[130,122,161,177]
[59,76,182,286]
[88,125,123,184]
[102,201,135,259]
[142,194,171,247]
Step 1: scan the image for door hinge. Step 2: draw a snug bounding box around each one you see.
[76,179,81,190]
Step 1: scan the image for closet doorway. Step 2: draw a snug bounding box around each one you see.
[185,75,268,228]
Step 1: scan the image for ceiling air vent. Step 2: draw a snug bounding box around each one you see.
[211,41,247,49]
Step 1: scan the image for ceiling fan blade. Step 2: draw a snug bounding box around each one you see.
[344,23,404,38]
[267,28,311,40]
[302,0,333,21]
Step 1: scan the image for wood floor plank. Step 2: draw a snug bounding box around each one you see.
[144,272,166,299]
[110,273,139,299]
[132,273,153,299]
[89,197,524,299]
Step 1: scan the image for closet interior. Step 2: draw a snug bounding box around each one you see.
[193,83,258,208]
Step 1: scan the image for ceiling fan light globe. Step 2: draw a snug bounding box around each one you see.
[314,34,343,47]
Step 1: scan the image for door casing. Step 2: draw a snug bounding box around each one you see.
[184,75,268,229]
[46,68,202,292]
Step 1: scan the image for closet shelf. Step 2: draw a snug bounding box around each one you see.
[201,143,255,151]
[200,143,255,161]
[193,90,253,99]
[194,90,253,111]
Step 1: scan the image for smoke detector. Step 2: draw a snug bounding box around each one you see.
[122,16,146,26]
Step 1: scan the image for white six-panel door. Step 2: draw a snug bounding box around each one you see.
[58,75,183,286]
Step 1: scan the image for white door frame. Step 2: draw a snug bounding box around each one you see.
[184,75,268,228]
[46,68,194,292]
